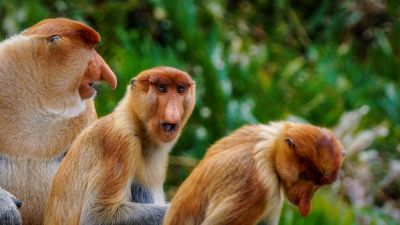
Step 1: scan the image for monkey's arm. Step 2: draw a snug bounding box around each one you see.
[79,157,169,225]
[0,187,22,225]
[80,199,169,225]
[80,202,168,225]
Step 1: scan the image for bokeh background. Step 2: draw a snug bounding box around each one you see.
[1,0,399,224]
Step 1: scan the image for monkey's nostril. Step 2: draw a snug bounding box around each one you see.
[162,123,177,133]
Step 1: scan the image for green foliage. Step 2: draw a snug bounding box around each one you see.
[279,192,356,225]
[1,0,399,224]
[278,191,398,225]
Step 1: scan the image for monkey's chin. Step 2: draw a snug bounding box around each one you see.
[158,132,178,143]
[157,130,179,143]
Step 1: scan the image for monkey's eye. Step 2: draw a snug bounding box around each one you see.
[177,85,186,94]
[285,138,296,149]
[48,35,61,44]
[130,78,136,86]
[157,84,168,93]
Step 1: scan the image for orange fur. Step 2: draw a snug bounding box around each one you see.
[45,67,195,225]
[164,122,344,225]
[0,18,116,225]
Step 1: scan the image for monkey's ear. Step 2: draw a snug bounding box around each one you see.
[285,138,296,150]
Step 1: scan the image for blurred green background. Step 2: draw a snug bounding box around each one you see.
[1,0,399,224]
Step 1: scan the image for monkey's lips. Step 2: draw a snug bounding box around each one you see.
[79,82,98,99]
[162,123,178,133]
[159,122,180,142]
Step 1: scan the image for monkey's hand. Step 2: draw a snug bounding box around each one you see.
[81,202,169,225]
[0,188,22,225]
[124,203,169,225]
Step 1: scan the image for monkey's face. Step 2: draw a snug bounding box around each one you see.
[18,18,117,115]
[275,124,344,217]
[130,67,196,143]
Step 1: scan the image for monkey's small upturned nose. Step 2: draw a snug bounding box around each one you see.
[162,123,178,133]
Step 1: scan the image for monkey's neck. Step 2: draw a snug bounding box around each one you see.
[112,104,172,187]
[253,122,287,195]
[246,122,287,222]
[0,99,96,160]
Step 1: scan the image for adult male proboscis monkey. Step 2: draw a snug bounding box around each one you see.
[164,122,345,225]
[45,67,196,225]
[0,18,117,225]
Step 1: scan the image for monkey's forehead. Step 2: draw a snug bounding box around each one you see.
[22,18,100,46]
[136,67,194,85]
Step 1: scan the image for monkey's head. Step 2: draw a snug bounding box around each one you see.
[128,67,196,143]
[2,18,116,116]
[275,123,344,217]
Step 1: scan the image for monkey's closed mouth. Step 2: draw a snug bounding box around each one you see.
[162,123,178,133]
[88,82,99,92]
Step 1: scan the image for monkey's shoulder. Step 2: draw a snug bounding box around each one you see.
[203,125,262,157]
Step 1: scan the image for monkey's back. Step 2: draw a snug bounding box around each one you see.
[164,125,270,225]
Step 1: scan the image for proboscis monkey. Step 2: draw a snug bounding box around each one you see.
[44,67,196,225]
[0,18,117,225]
[164,122,345,225]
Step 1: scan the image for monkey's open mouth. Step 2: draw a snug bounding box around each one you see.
[162,123,178,133]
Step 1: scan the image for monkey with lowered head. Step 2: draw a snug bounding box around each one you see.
[0,18,117,225]
[163,122,345,225]
[44,67,196,225]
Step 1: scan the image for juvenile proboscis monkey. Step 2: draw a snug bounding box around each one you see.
[44,67,196,225]
[164,122,345,225]
[0,18,117,225]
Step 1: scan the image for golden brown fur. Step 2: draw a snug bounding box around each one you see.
[0,18,116,225]
[164,122,344,225]
[45,67,196,225]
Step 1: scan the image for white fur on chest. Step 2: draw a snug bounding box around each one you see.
[44,98,87,119]
[132,142,173,204]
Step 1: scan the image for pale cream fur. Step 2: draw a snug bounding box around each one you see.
[253,123,287,225]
